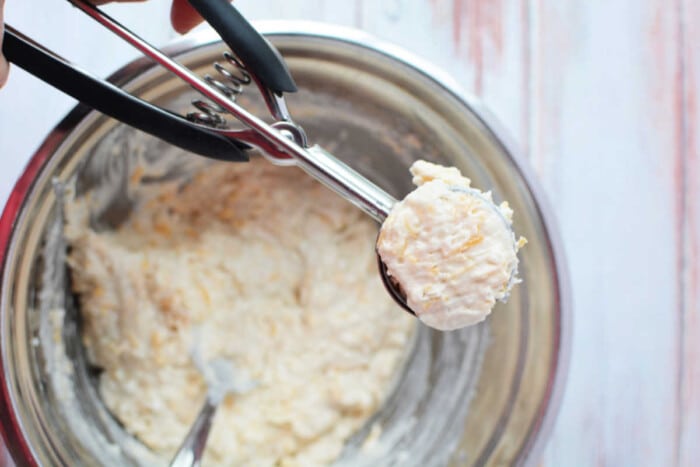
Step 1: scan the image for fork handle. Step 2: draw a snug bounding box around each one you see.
[169,397,219,467]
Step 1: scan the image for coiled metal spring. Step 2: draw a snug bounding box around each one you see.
[187,52,251,128]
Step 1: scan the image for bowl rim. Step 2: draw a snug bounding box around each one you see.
[0,20,571,466]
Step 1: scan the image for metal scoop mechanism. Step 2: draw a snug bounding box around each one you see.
[2,0,467,317]
[66,0,409,312]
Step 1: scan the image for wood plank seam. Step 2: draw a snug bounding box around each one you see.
[678,0,699,464]
[520,0,531,160]
[675,0,688,462]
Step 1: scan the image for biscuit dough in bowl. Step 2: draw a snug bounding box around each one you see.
[64,157,415,466]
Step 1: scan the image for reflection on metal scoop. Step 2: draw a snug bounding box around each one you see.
[377,253,415,316]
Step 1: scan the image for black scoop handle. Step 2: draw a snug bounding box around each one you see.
[2,26,249,163]
[187,0,297,94]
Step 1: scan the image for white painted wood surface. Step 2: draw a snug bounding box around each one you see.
[1,1,698,465]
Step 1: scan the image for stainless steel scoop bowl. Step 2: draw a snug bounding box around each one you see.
[0,22,570,466]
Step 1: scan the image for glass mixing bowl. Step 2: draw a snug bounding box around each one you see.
[0,22,570,466]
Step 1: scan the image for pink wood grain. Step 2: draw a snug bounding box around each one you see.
[679,0,700,464]
[440,0,505,95]
[424,0,528,151]
[650,0,686,460]
[536,0,682,465]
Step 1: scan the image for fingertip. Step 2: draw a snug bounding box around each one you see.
[170,0,203,34]
[0,59,10,89]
